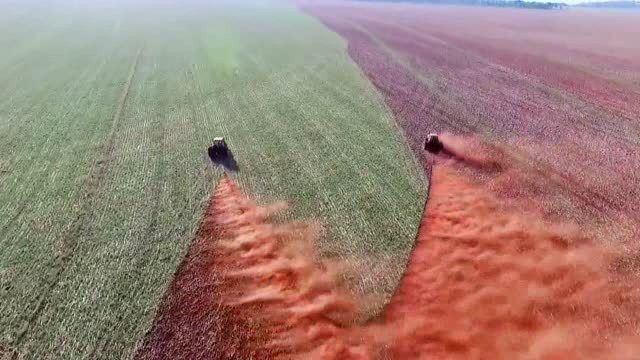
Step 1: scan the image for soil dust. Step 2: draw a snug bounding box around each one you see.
[145,136,640,359]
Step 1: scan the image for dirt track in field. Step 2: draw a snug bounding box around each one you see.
[301,2,640,241]
[137,176,365,359]
[382,162,640,359]
[136,177,258,360]
[140,150,640,358]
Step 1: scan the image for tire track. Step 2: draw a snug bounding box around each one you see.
[9,47,143,357]
[0,204,26,241]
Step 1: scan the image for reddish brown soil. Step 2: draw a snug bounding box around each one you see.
[383,165,640,359]
[136,177,259,360]
[139,165,640,359]
[302,2,640,238]
[136,176,366,359]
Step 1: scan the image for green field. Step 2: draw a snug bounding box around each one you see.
[0,0,426,358]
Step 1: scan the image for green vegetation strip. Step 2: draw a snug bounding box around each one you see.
[0,1,426,358]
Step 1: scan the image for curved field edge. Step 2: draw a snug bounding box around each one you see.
[135,177,256,360]
[0,0,426,358]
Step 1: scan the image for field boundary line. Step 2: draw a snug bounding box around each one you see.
[9,47,143,358]
[346,23,433,188]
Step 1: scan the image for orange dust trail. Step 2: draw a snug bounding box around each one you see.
[148,166,640,359]
[138,174,368,359]
[383,166,640,359]
[433,133,639,240]
[436,133,506,172]
[211,176,369,359]
[137,176,259,360]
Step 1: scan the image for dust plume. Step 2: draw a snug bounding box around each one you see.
[435,133,639,243]
[383,166,640,359]
[434,133,506,172]
[208,144,640,359]
[210,176,367,358]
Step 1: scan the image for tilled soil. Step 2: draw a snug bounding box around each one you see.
[302,2,640,239]
[138,168,640,359]
[135,178,258,360]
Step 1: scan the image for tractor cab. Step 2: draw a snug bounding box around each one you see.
[424,133,444,154]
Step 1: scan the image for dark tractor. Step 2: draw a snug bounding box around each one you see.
[424,133,444,154]
[207,137,239,172]
[208,137,229,162]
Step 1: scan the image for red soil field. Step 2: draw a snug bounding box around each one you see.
[383,165,640,359]
[136,176,367,359]
[301,2,640,239]
[136,178,259,360]
[140,161,640,358]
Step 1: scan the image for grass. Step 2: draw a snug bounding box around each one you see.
[0,0,426,358]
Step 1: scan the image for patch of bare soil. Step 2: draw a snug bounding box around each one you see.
[382,165,640,359]
[140,159,640,359]
[136,177,258,360]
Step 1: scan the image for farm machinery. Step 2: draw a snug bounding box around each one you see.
[424,133,443,154]
[208,137,239,171]
[208,137,230,162]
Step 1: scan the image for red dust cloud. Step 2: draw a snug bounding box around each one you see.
[434,133,639,246]
[211,177,366,358]
[383,165,640,359]
[140,141,640,359]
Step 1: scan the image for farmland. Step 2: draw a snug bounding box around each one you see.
[0,0,426,358]
[304,2,640,236]
[4,0,640,357]
[141,156,640,359]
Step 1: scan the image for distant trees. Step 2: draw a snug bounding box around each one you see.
[361,0,567,10]
[573,1,639,8]
[483,0,566,8]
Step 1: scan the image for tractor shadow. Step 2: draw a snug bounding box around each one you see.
[208,148,239,172]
